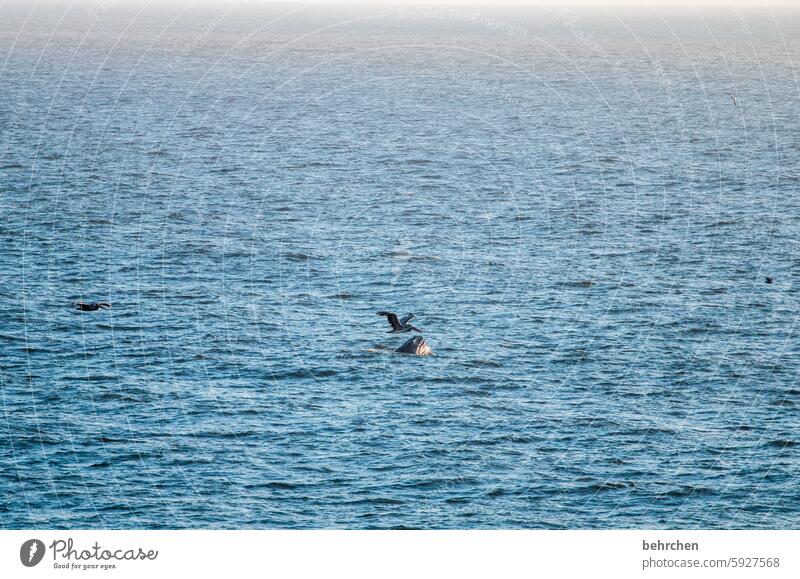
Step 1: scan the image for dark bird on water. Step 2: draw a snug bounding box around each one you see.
[377,311,421,333]
[75,302,111,311]
[765,277,774,284]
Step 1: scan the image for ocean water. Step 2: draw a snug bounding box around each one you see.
[1,2,799,529]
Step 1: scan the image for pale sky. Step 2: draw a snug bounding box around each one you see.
[194,0,783,4]
[37,0,795,6]
[192,0,786,5]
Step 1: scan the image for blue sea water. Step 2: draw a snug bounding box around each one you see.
[1,2,799,529]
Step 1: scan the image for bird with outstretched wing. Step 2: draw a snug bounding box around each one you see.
[377,311,421,333]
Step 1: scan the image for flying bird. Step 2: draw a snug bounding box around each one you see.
[726,92,738,107]
[377,311,421,333]
[75,302,111,311]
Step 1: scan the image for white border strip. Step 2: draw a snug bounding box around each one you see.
[1,530,798,578]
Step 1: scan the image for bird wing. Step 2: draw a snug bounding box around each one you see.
[399,313,415,325]
[377,311,401,330]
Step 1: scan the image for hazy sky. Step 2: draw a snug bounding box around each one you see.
[21,0,794,7]
[163,0,787,5]
[172,0,783,5]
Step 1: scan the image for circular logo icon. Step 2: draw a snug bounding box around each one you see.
[20,539,46,567]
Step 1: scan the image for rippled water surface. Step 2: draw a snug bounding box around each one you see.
[2,3,799,529]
